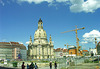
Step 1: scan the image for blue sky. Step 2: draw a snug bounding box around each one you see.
[0,0,100,50]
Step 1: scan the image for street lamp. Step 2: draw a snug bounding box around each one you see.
[64,43,69,57]
[6,55,7,59]
[95,37,97,55]
[71,52,72,57]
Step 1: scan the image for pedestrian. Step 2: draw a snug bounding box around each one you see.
[54,61,57,69]
[35,63,38,69]
[30,62,34,69]
[27,64,30,69]
[22,62,25,69]
[49,61,52,69]
[67,60,69,65]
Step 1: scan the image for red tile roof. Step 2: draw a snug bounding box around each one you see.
[0,42,10,44]
[0,42,26,50]
[10,42,19,44]
[54,48,68,52]
[63,49,68,53]
[82,50,88,52]
[54,48,63,52]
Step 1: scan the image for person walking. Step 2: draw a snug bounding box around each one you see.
[67,60,69,65]
[30,62,34,69]
[35,63,38,69]
[27,64,30,69]
[49,61,52,69]
[22,62,25,69]
[54,61,57,69]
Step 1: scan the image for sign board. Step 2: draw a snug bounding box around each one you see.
[60,53,63,56]
[4,60,7,64]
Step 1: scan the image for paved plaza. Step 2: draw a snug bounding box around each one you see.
[68,63,100,69]
[0,63,100,69]
[27,63,100,69]
[38,63,100,69]
[0,66,16,69]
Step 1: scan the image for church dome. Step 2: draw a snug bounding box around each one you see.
[33,18,48,45]
[34,29,47,39]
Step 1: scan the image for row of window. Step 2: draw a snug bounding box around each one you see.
[35,32,46,36]
[31,55,52,59]
[0,55,12,57]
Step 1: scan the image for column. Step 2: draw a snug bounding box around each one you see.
[32,46,34,59]
[42,46,44,59]
[50,46,51,59]
[36,46,37,59]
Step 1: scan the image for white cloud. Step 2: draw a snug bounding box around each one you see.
[82,0,100,13]
[26,41,29,44]
[70,0,100,13]
[18,41,23,44]
[81,41,88,44]
[48,1,58,9]
[56,0,68,2]
[1,0,100,13]
[81,30,100,44]
[56,0,100,13]
[0,0,5,6]
[2,39,7,42]
[63,47,66,49]
[17,0,53,4]
[83,30,100,38]
[52,41,54,43]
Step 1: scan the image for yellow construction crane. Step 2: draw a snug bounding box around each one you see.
[61,26,85,56]
[64,43,75,49]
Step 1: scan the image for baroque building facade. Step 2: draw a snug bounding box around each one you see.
[28,18,54,59]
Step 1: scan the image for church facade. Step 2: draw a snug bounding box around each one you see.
[28,18,54,59]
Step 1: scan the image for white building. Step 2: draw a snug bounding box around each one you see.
[54,48,68,59]
[89,48,97,56]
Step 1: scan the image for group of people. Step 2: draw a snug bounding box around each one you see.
[49,61,57,69]
[22,62,38,69]
[22,61,57,69]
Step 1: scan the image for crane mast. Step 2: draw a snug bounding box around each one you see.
[61,26,85,56]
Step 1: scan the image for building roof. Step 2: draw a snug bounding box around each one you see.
[10,42,19,44]
[54,48,68,52]
[96,41,100,47]
[54,48,63,52]
[0,42,26,50]
[63,49,68,53]
[68,47,76,50]
[97,41,100,45]
[82,50,88,52]
[0,42,10,44]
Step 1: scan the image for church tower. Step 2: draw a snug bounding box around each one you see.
[38,18,43,29]
[29,36,32,45]
[49,35,53,45]
[28,18,54,59]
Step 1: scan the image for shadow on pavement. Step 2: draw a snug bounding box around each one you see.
[0,66,17,69]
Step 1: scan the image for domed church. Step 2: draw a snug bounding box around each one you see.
[28,18,54,59]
